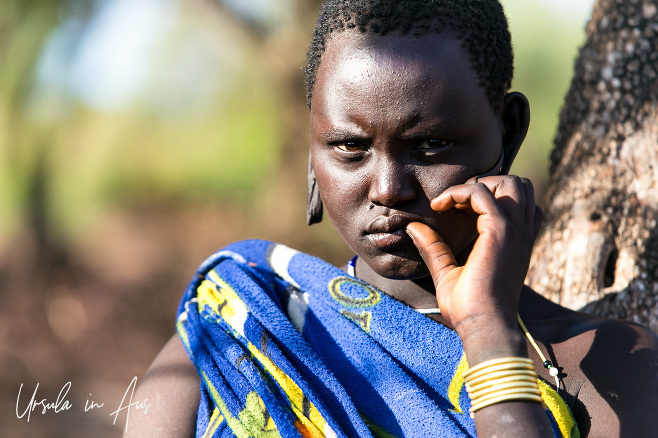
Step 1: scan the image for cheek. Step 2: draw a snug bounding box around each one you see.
[312,158,367,227]
[415,164,472,197]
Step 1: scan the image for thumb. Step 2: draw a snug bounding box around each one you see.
[406,222,461,291]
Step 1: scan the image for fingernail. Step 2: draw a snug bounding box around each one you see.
[405,228,415,241]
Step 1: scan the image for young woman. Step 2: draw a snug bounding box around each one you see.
[126,1,658,437]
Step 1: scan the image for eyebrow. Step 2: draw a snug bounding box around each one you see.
[393,113,462,138]
[319,111,423,138]
[316,127,368,143]
[398,121,459,140]
[398,113,423,132]
[315,112,461,143]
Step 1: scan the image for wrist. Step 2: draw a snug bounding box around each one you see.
[456,315,527,366]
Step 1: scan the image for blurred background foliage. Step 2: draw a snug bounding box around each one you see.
[0,0,590,253]
[0,0,592,436]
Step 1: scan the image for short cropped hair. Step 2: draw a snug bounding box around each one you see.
[304,0,514,110]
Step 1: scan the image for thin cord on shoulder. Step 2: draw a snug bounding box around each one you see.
[517,314,561,388]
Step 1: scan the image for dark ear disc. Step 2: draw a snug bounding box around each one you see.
[499,92,530,174]
[306,156,323,225]
[477,149,505,178]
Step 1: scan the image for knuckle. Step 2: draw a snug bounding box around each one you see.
[494,175,526,201]
[472,181,488,193]
[520,176,533,187]
[506,174,521,183]
[502,175,522,190]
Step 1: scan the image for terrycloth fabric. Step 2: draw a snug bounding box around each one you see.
[177,240,580,438]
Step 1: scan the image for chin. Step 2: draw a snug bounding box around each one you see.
[369,252,431,280]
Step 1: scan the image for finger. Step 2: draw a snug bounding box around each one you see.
[405,221,459,289]
[533,206,543,239]
[430,182,505,219]
[434,177,530,223]
[479,176,527,223]
[520,177,536,223]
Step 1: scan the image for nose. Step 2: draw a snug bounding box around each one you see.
[368,155,417,207]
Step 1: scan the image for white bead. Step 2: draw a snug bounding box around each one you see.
[549,367,559,377]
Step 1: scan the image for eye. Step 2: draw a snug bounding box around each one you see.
[335,142,366,152]
[417,139,450,150]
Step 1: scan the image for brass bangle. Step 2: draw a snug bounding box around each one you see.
[464,356,543,416]
[471,387,542,405]
[468,381,541,400]
[464,357,534,378]
[465,360,535,382]
[467,369,538,389]
[471,393,544,414]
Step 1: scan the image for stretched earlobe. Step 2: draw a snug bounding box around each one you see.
[306,156,323,225]
[500,91,530,175]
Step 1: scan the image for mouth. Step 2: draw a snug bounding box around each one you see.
[366,228,408,249]
[364,214,416,250]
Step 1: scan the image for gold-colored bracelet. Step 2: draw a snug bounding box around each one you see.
[465,357,535,377]
[470,392,544,413]
[464,356,543,416]
[468,380,541,400]
[468,371,538,389]
[468,368,537,386]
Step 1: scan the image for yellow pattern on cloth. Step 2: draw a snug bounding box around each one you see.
[448,354,469,413]
[185,267,336,437]
[238,392,280,438]
[248,342,331,438]
[202,408,225,438]
[538,379,581,438]
[180,320,284,438]
[179,281,284,438]
[199,272,249,336]
[202,369,279,438]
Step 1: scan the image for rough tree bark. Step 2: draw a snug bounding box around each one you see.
[527,0,658,331]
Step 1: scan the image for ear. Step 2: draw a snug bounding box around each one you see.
[500,92,530,175]
[306,155,323,225]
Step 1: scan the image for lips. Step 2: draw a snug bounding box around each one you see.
[365,214,416,249]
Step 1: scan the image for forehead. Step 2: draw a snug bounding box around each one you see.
[318,30,472,79]
[310,30,492,124]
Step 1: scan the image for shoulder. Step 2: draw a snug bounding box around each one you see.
[552,312,658,381]
[521,289,658,436]
[195,239,311,275]
[124,335,200,437]
[520,287,657,353]
[565,316,658,436]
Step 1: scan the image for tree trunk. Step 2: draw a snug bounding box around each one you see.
[527,0,658,331]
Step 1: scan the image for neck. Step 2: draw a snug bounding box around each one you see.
[351,239,477,327]
[354,256,451,325]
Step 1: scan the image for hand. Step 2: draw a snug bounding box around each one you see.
[406,176,542,343]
